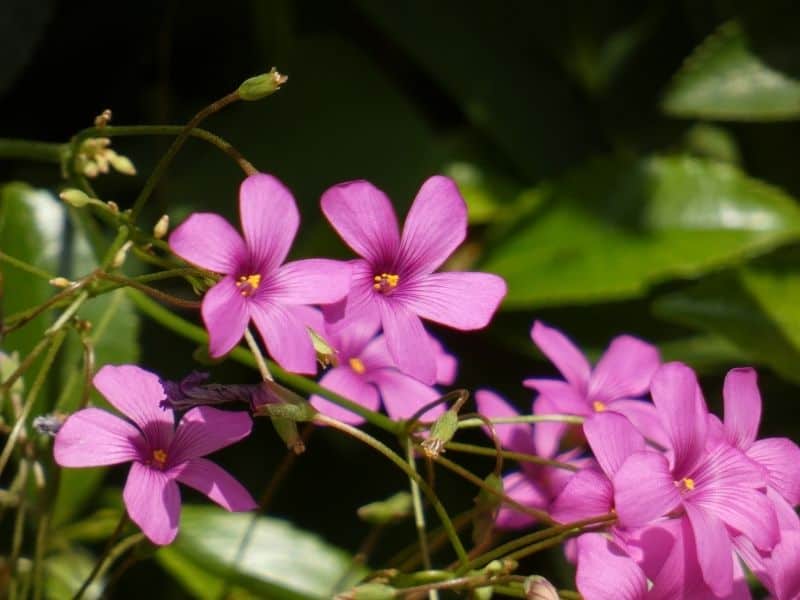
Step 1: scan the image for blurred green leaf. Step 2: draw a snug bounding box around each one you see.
[157,505,366,599]
[663,21,800,121]
[683,123,741,165]
[657,334,749,372]
[483,155,800,308]
[44,547,102,600]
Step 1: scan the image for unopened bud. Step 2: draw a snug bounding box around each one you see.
[238,67,287,101]
[94,109,112,127]
[357,491,412,525]
[49,277,72,288]
[334,583,396,600]
[108,151,137,175]
[271,417,306,454]
[420,409,458,458]
[153,214,170,239]
[106,201,119,214]
[524,576,558,600]
[59,188,94,207]
[111,240,133,269]
[308,327,338,367]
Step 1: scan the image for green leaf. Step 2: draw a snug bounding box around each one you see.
[44,547,103,600]
[663,21,800,121]
[157,505,366,600]
[482,155,800,308]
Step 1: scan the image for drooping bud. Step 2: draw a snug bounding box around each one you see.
[238,67,288,101]
[420,409,459,458]
[524,576,559,600]
[111,240,133,269]
[153,214,170,239]
[357,491,412,525]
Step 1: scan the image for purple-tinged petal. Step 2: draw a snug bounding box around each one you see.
[335,260,382,327]
[475,389,536,455]
[430,335,457,386]
[531,394,570,459]
[607,399,669,450]
[688,443,778,551]
[614,451,681,527]
[369,369,443,422]
[239,173,299,273]
[550,468,613,523]
[402,272,506,330]
[379,302,436,384]
[123,462,180,545]
[575,534,647,600]
[321,180,400,265]
[172,457,256,511]
[267,259,351,305]
[250,302,317,374]
[289,304,325,333]
[168,407,252,465]
[684,502,733,597]
[650,362,708,476]
[525,379,590,415]
[169,213,247,274]
[583,412,645,479]
[322,312,381,360]
[530,322,591,396]
[201,276,250,358]
[93,365,174,451]
[494,471,548,530]
[310,367,380,425]
[54,408,142,467]
[723,367,761,451]
[358,335,394,371]
[747,437,800,505]
[588,335,660,403]
[397,175,466,276]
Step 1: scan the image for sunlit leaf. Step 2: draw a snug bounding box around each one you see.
[44,548,102,600]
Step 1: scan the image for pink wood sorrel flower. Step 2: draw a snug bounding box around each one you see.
[54,365,256,545]
[170,173,351,374]
[321,175,507,384]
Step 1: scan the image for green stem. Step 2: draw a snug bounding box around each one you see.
[7,460,29,600]
[0,251,55,281]
[405,438,437,600]
[444,442,579,471]
[0,139,65,163]
[315,414,469,567]
[32,511,50,600]
[95,272,201,309]
[244,328,273,381]
[457,415,584,429]
[127,289,400,433]
[72,513,129,600]
[45,290,88,335]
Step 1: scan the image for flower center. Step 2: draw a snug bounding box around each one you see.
[373,273,400,295]
[151,448,168,470]
[236,273,261,297]
[675,477,695,493]
[349,357,366,375]
[592,400,606,412]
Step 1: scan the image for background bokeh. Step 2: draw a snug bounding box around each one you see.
[3,1,800,597]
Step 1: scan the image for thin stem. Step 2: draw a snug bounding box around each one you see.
[457,415,584,429]
[444,442,579,471]
[244,328,273,381]
[7,460,29,599]
[405,438,437,600]
[2,279,88,334]
[0,139,65,163]
[72,513,129,600]
[32,512,50,600]
[314,414,469,567]
[95,272,201,309]
[0,251,55,281]
[45,290,88,335]
[128,91,244,222]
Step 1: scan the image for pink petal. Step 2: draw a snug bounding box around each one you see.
[524,378,589,415]
[583,412,645,479]
[494,471,547,530]
[268,259,351,305]
[722,367,761,451]
[398,175,466,276]
[402,271,507,330]
[531,394,570,459]
[475,389,536,455]
[238,173,299,272]
[431,336,458,386]
[530,321,591,396]
[549,468,613,523]
[54,408,142,467]
[310,366,380,425]
[168,407,252,465]
[123,462,180,545]
[201,276,250,358]
[250,301,317,374]
[322,313,381,360]
[575,534,647,600]
[379,302,436,384]
[606,399,669,450]
[369,369,443,422]
[321,180,400,265]
[93,365,174,451]
[614,452,681,527]
[588,335,660,402]
[684,502,734,597]
[358,335,394,371]
[172,457,256,511]
[334,260,382,327]
[650,362,707,476]
[747,437,800,505]
[169,213,246,274]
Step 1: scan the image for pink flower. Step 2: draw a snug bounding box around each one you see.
[613,363,779,597]
[308,313,454,424]
[524,321,663,457]
[170,173,351,374]
[54,365,256,545]
[321,175,507,384]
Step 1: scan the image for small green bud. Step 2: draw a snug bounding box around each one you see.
[238,67,288,101]
[524,575,558,600]
[271,417,306,454]
[420,409,459,458]
[308,327,338,367]
[108,151,137,175]
[335,583,396,600]
[111,240,133,269]
[259,401,317,422]
[357,491,413,525]
[59,188,94,207]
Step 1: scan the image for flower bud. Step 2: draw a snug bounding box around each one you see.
[524,576,558,600]
[49,277,73,288]
[59,188,94,207]
[153,214,170,239]
[108,151,137,175]
[238,67,287,101]
[308,327,338,367]
[357,491,412,525]
[106,201,120,214]
[94,108,112,127]
[111,240,133,269]
[420,409,458,458]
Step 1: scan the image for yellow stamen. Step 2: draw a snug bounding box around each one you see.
[236,273,262,296]
[349,357,366,375]
[152,449,168,469]
[676,477,695,492]
[372,273,400,294]
[592,400,606,412]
